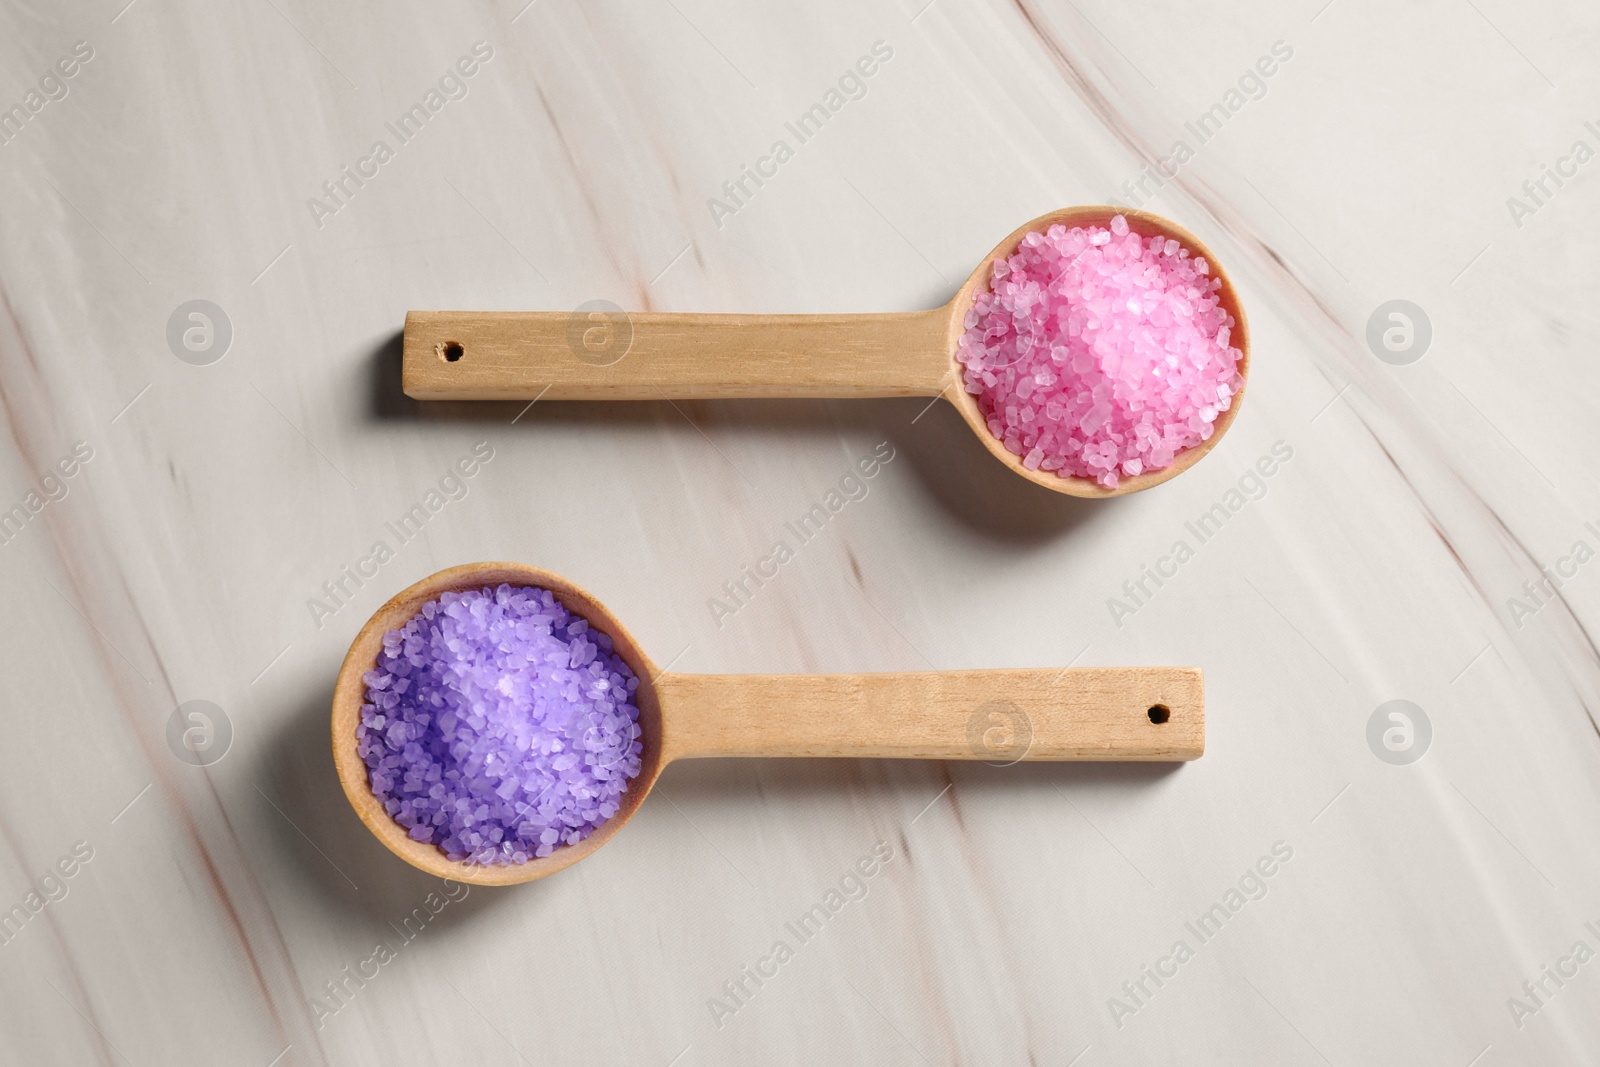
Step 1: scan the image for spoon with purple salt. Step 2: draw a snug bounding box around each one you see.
[333,562,1205,886]
[403,207,1249,497]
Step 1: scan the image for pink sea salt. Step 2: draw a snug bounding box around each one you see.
[356,584,644,866]
[956,215,1243,489]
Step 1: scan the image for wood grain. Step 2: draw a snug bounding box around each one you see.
[332,564,1204,885]
[656,667,1202,761]
[401,206,1250,499]
[403,309,951,400]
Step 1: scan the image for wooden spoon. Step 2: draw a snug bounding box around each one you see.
[332,562,1204,886]
[402,207,1248,498]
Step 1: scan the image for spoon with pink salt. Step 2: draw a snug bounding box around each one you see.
[403,207,1249,497]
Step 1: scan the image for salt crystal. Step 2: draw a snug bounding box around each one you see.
[955,218,1242,487]
[356,585,643,866]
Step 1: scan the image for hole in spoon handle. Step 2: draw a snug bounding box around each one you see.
[657,667,1203,762]
[402,309,950,401]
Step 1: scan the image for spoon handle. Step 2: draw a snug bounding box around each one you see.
[403,309,951,400]
[656,667,1202,762]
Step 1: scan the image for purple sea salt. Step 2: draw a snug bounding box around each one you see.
[356,584,644,865]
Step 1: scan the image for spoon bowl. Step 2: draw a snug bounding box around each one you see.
[333,562,1206,886]
[941,207,1250,497]
[403,207,1249,498]
[331,562,666,886]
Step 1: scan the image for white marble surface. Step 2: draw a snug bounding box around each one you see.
[2,0,1598,1063]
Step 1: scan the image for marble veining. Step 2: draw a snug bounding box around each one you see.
[0,0,1597,1063]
